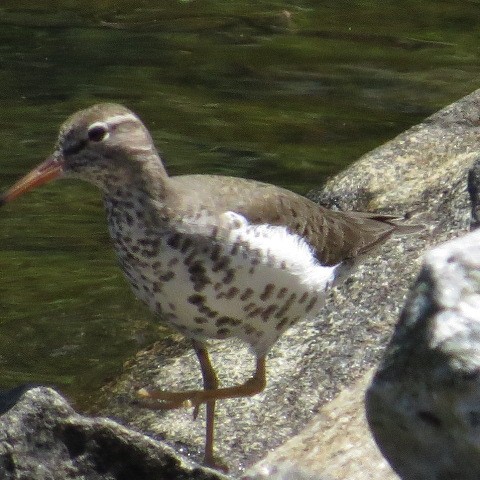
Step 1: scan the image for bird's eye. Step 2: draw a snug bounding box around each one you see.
[87,122,109,142]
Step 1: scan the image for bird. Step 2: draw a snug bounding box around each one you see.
[0,103,418,469]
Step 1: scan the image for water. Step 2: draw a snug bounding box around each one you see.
[0,1,479,409]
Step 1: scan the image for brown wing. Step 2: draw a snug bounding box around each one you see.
[169,174,408,266]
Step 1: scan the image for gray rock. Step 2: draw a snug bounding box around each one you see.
[0,385,227,480]
[366,228,480,480]
[245,370,397,480]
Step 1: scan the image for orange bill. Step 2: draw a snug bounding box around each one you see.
[0,155,64,206]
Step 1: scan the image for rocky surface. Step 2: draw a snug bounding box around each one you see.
[0,385,227,480]
[245,369,396,480]
[4,88,480,479]
[366,228,480,480]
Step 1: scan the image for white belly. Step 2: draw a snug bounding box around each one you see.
[110,211,339,356]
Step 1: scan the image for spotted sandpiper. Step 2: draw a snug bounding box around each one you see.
[1,104,418,469]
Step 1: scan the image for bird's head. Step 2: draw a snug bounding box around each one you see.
[1,103,165,205]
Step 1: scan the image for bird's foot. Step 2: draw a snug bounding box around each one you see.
[136,387,207,411]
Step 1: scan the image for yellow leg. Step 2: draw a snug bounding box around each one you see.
[191,341,219,469]
[138,354,266,407]
[137,346,267,471]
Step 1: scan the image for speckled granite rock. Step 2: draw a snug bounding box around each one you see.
[98,88,480,477]
[245,369,396,480]
[366,228,480,480]
[0,385,226,480]
[310,88,480,215]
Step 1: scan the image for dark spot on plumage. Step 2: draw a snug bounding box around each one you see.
[152,261,162,270]
[217,287,239,300]
[125,212,134,226]
[183,251,197,266]
[280,260,287,270]
[168,303,176,311]
[167,233,182,249]
[188,261,205,276]
[259,283,274,301]
[194,317,208,324]
[138,238,160,248]
[135,210,144,220]
[240,288,254,301]
[230,243,239,256]
[298,292,309,304]
[225,286,239,299]
[210,245,221,262]
[243,302,256,312]
[140,274,147,281]
[188,261,211,291]
[216,328,230,338]
[154,302,163,313]
[142,285,150,293]
[153,282,162,293]
[261,305,277,321]
[305,295,319,312]
[244,324,255,335]
[193,327,205,334]
[275,293,297,318]
[188,294,205,305]
[222,269,235,284]
[167,258,179,268]
[277,287,288,299]
[247,307,263,318]
[160,271,175,281]
[198,305,218,318]
[216,316,241,327]
[214,282,222,291]
[212,256,230,272]
[249,266,255,274]
[164,312,178,321]
[180,237,193,253]
[290,316,301,326]
[211,226,219,238]
[276,317,289,331]
[141,249,157,257]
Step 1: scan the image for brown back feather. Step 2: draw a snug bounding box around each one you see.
[169,175,415,266]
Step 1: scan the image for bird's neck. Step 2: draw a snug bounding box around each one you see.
[100,149,176,210]
[102,162,179,233]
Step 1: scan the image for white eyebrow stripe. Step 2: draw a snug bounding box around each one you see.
[105,113,138,126]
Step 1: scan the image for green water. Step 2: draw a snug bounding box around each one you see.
[0,1,479,409]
